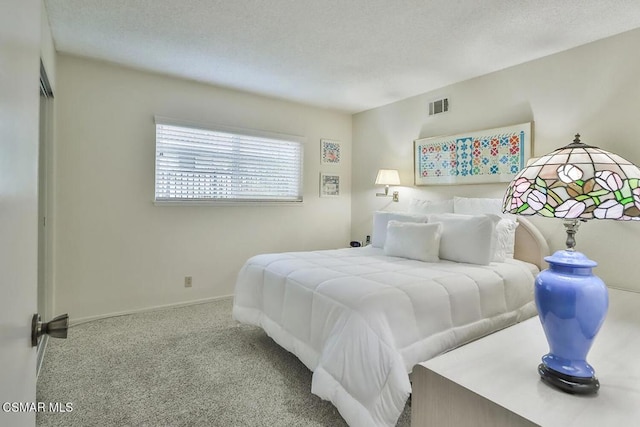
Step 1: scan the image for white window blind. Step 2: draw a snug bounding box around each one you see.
[155,119,304,203]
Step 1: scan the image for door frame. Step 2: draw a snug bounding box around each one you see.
[37,62,55,377]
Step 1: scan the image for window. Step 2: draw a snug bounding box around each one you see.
[154,118,304,203]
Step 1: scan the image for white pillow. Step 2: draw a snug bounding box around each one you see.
[453,196,511,218]
[453,197,519,261]
[409,198,454,214]
[428,213,498,265]
[384,221,442,262]
[371,212,428,248]
[494,219,519,261]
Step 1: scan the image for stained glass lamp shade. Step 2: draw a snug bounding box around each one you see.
[503,134,640,394]
[504,134,640,224]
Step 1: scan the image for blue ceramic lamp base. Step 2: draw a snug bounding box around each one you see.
[535,248,608,395]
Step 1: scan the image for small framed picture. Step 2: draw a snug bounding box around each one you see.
[321,139,341,165]
[320,173,340,197]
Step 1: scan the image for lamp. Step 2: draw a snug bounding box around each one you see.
[375,169,400,202]
[503,134,640,394]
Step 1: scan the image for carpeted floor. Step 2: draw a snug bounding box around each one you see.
[37,298,411,426]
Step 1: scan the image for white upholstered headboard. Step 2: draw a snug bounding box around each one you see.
[406,197,550,270]
[513,217,550,270]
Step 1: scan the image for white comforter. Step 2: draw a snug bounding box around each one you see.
[232,246,538,426]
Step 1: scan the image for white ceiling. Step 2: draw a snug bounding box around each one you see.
[45,0,640,113]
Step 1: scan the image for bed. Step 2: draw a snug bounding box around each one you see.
[232,212,549,427]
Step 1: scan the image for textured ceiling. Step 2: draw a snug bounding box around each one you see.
[45,0,640,113]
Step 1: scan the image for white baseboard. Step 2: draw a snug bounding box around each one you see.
[70,295,234,327]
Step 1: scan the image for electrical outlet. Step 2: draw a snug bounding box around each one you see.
[184,276,192,287]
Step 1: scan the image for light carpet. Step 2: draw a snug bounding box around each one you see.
[37,298,411,426]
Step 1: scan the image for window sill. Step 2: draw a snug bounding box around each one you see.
[153,200,305,207]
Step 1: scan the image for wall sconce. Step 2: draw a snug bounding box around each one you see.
[375,169,400,202]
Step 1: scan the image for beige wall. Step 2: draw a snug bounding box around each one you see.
[53,27,640,319]
[352,28,640,291]
[53,55,352,320]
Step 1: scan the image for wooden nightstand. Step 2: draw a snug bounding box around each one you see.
[411,288,640,427]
